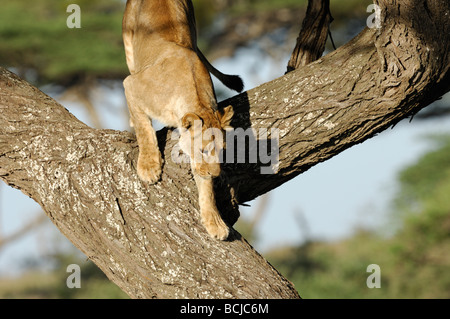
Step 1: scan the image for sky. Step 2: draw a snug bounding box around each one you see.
[1,26,450,277]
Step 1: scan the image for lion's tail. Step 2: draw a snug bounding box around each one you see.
[198,49,244,93]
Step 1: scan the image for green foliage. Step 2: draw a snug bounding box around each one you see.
[0,0,219,86]
[267,134,450,298]
[192,0,217,28]
[395,135,450,212]
[0,251,128,299]
[0,0,126,85]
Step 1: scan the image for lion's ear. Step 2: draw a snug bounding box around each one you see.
[181,113,201,130]
[218,105,234,130]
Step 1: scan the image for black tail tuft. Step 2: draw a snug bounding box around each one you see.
[220,74,244,93]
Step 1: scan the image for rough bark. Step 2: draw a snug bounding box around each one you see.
[286,0,333,72]
[0,0,449,298]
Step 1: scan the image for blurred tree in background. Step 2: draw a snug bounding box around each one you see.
[267,135,450,298]
[0,0,126,86]
[0,250,128,298]
[0,0,372,86]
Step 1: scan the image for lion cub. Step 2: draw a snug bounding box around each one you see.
[122,0,243,240]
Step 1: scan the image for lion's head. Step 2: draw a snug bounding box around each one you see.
[178,105,233,178]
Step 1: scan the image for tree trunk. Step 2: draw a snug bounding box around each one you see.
[0,0,449,298]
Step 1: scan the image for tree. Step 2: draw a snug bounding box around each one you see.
[0,0,449,298]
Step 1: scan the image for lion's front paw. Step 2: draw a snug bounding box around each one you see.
[202,213,229,240]
[137,154,163,184]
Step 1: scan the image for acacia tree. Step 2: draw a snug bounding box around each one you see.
[0,0,449,298]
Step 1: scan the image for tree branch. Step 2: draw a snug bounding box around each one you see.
[286,0,333,72]
[0,0,449,298]
[0,67,299,298]
[219,0,450,203]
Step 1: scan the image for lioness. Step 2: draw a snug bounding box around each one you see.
[122,0,243,240]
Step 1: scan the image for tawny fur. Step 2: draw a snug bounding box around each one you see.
[122,0,242,240]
